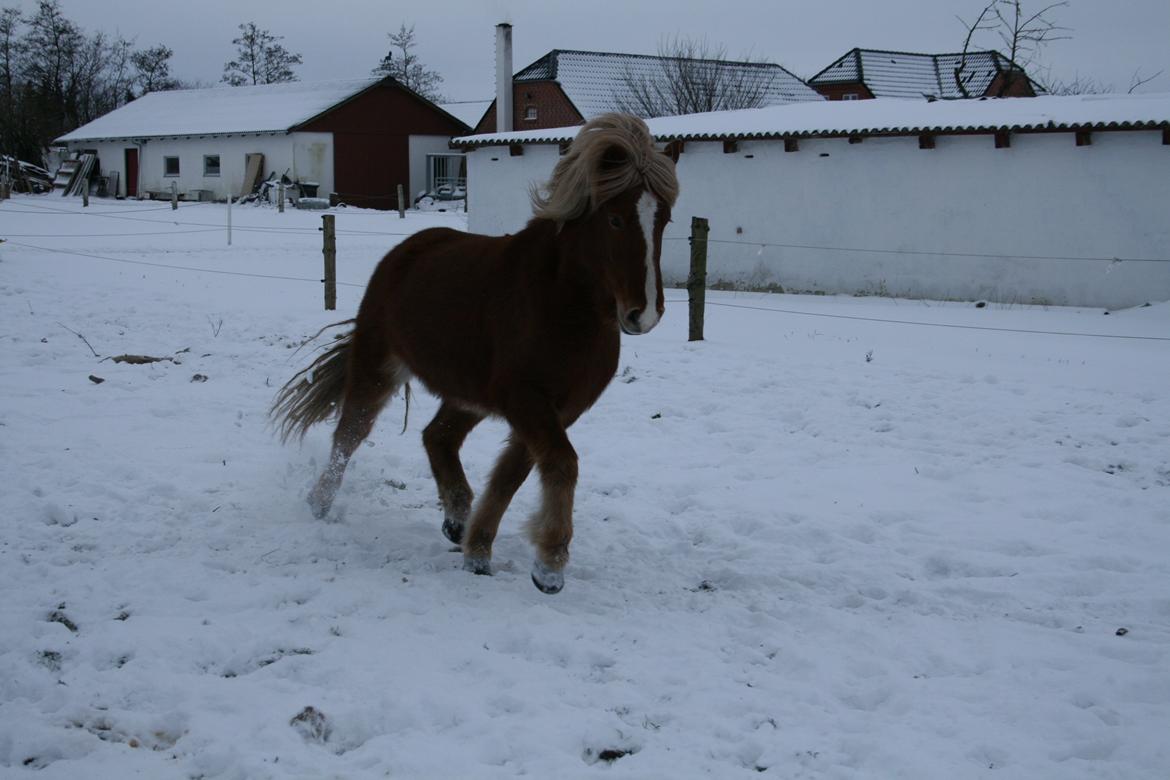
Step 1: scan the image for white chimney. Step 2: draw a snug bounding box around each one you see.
[495,23,513,133]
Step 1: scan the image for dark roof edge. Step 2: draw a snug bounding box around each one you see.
[57,129,291,144]
[455,120,1170,149]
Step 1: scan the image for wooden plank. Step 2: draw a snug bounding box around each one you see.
[242,153,265,195]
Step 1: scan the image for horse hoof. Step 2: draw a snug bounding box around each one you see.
[531,560,564,594]
[463,557,492,576]
[442,517,464,545]
[306,492,332,520]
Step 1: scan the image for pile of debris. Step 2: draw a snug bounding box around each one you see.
[1,155,54,194]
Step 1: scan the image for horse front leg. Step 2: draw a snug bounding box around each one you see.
[507,399,579,594]
[462,437,534,575]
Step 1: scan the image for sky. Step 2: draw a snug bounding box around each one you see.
[10,0,1170,101]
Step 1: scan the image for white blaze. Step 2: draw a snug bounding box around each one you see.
[635,191,660,332]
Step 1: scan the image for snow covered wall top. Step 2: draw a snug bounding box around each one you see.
[56,77,385,142]
[455,92,1170,146]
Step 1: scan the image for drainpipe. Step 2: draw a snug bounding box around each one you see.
[495,23,513,133]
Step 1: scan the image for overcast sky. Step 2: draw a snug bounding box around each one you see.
[12,0,1170,100]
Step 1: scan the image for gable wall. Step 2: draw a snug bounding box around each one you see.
[296,83,466,207]
[473,82,584,134]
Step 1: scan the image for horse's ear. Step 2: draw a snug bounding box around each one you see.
[663,140,682,164]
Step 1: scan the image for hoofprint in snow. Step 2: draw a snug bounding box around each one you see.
[1,194,1167,778]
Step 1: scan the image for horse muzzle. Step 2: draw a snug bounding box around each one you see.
[619,306,660,335]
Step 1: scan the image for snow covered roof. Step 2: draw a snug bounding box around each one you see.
[810,48,1031,100]
[513,49,823,117]
[57,77,387,142]
[454,92,1170,148]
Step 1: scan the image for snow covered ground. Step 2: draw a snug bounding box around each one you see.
[1,194,1168,779]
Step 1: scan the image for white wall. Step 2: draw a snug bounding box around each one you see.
[67,132,334,200]
[467,143,560,234]
[466,130,1170,308]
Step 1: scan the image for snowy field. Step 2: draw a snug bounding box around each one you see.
[1,194,1168,779]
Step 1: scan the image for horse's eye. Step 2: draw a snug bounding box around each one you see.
[609,215,624,229]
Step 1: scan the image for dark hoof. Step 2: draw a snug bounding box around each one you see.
[463,556,492,576]
[442,516,464,545]
[306,492,332,520]
[531,560,564,594]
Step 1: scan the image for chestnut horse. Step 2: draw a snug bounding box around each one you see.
[271,113,679,593]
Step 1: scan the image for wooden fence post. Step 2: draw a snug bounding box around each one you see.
[397,183,406,219]
[170,180,177,210]
[277,182,285,213]
[82,179,89,207]
[687,216,709,342]
[322,214,337,311]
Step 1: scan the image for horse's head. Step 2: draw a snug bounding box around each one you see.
[594,184,671,335]
[531,113,679,336]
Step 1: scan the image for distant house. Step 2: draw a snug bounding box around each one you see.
[55,77,469,209]
[808,48,1039,101]
[473,49,823,133]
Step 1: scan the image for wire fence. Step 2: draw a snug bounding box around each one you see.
[0,197,421,237]
[2,198,1167,342]
[664,236,1170,265]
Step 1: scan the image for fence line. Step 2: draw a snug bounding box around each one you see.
[3,239,1161,341]
[664,235,1169,265]
[1,201,422,238]
[663,296,1170,342]
[2,228,225,238]
[3,239,346,285]
[16,198,1160,263]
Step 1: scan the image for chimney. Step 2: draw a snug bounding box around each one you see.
[495,23,513,133]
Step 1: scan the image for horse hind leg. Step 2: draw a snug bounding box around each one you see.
[307,353,407,518]
[422,402,484,544]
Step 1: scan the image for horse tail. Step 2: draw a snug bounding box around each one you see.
[270,320,356,443]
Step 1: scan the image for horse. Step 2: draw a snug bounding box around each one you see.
[271,113,679,594]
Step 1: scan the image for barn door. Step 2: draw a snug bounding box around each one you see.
[124,148,138,198]
[332,132,408,210]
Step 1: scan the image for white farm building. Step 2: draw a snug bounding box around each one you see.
[56,77,469,209]
[456,93,1170,309]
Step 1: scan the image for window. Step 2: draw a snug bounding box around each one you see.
[203,154,221,177]
[842,93,859,100]
[164,156,180,176]
[524,105,537,121]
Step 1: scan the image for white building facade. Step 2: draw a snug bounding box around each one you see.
[459,94,1170,309]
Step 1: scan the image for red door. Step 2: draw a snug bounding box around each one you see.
[124,148,138,198]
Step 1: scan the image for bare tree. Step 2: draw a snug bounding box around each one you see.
[1125,68,1164,93]
[614,36,780,117]
[222,22,301,86]
[0,1,164,162]
[1041,66,1165,95]
[955,1,1069,97]
[372,23,444,101]
[132,44,178,94]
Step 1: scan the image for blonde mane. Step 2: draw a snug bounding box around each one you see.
[530,113,679,224]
